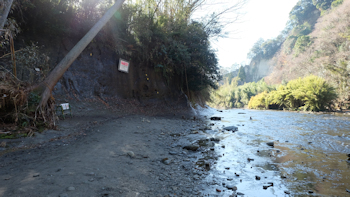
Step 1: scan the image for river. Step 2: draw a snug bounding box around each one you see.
[194,108,350,196]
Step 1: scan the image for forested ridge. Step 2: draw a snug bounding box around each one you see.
[210,0,350,112]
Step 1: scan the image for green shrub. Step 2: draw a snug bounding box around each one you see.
[247,75,337,111]
[331,0,343,8]
[248,91,269,109]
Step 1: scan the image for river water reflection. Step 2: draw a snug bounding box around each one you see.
[198,108,350,196]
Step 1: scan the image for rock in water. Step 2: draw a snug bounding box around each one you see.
[266,142,274,147]
[210,117,221,120]
[183,145,199,151]
[223,126,238,132]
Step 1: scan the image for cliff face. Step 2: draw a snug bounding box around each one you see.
[11,35,188,107]
[244,58,274,83]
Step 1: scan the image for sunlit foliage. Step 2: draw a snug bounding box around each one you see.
[209,78,273,109]
[249,75,336,111]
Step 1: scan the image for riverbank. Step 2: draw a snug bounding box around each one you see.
[1,101,350,197]
[0,100,233,197]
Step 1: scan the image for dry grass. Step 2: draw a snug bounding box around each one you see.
[0,68,57,138]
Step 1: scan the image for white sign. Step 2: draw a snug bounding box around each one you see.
[118,59,130,73]
[60,103,70,110]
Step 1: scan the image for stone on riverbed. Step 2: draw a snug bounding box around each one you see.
[210,117,221,120]
[266,142,274,147]
[161,158,172,165]
[127,151,135,158]
[223,126,238,132]
[183,145,199,151]
[210,137,220,142]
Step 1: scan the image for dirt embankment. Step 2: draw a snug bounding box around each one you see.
[0,100,223,197]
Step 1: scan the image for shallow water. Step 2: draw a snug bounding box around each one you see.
[198,108,350,196]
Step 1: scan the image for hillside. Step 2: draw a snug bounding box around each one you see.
[266,0,350,103]
[211,0,349,110]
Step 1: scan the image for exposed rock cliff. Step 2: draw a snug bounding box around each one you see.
[244,58,274,83]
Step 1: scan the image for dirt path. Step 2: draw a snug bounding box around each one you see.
[0,101,214,197]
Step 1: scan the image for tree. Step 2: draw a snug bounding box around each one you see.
[36,0,126,108]
[289,0,316,26]
[247,38,264,59]
[237,66,246,82]
[293,35,312,56]
[312,0,334,10]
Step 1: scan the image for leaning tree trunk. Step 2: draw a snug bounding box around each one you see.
[37,0,125,108]
[0,0,13,30]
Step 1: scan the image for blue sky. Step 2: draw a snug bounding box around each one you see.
[206,0,299,69]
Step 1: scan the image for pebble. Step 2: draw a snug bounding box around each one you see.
[127,151,135,157]
[266,142,274,147]
[210,137,220,142]
[59,193,68,197]
[183,145,199,151]
[255,176,261,180]
[237,192,244,195]
[346,189,350,193]
[169,151,177,155]
[284,191,290,194]
[162,158,172,165]
[226,185,235,190]
[67,187,75,191]
[308,190,313,194]
[33,173,40,177]
[221,145,225,148]
[216,189,221,192]
[205,163,210,171]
